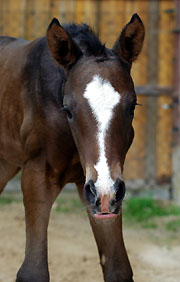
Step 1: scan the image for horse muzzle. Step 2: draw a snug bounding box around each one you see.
[83,178,126,219]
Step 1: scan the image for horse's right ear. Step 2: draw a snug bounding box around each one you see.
[47,18,82,69]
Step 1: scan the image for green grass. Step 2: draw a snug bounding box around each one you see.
[55,196,85,214]
[141,222,158,229]
[0,193,22,206]
[1,191,180,233]
[55,194,180,233]
[166,219,180,232]
[124,197,180,221]
[123,197,180,232]
[0,196,13,205]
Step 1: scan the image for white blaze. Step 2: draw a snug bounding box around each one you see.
[83,75,121,195]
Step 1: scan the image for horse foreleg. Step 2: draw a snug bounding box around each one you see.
[89,212,134,282]
[77,183,133,282]
[16,158,60,282]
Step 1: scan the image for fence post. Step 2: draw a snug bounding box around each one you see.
[145,0,159,188]
[172,0,180,204]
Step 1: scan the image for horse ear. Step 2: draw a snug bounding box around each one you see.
[113,14,145,64]
[47,18,82,69]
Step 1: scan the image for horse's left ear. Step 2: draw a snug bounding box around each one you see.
[47,18,82,69]
[113,13,145,64]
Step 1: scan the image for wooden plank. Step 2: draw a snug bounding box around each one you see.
[57,0,69,24]
[74,0,86,24]
[25,0,50,40]
[2,0,26,37]
[49,0,60,20]
[98,0,110,46]
[124,0,148,181]
[135,85,173,96]
[172,0,180,203]
[131,0,148,85]
[124,96,147,180]
[84,0,99,33]
[144,0,159,187]
[65,0,75,23]
[156,0,175,183]
[49,0,74,23]
[107,0,120,47]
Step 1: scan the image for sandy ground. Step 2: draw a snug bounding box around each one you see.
[0,197,180,282]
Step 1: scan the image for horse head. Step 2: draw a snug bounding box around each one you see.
[47,14,145,219]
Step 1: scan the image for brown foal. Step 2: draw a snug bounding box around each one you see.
[0,14,144,282]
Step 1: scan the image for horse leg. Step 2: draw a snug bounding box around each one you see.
[77,183,134,282]
[16,158,60,282]
[0,159,20,194]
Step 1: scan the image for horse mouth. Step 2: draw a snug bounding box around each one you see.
[92,204,121,219]
[94,212,118,219]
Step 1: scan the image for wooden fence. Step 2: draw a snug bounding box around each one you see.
[0,0,176,193]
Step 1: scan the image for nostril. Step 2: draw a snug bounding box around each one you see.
[111,199,116,206]
[114,178,126,202]
[84,180,97,205]
[95,197,101,207]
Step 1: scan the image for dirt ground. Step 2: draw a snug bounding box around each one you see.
[0,197,180,282]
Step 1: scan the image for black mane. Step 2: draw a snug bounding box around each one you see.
[63,24,106,57]
[23,22,116,108]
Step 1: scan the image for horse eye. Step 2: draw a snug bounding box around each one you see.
[64,106,73,119]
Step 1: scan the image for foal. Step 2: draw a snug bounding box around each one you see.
[0,14,144,282]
